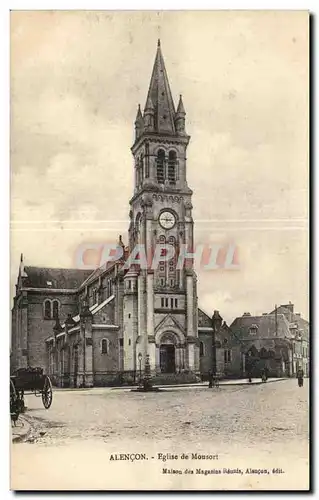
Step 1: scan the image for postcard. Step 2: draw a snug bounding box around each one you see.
[10,10,309,491]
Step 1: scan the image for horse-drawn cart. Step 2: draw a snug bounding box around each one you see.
[10,367,53,423]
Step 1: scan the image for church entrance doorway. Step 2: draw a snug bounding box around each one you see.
[160,345,176,373]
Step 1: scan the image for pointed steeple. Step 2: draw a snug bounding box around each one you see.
[144,40,176,135]
[175,94,186,135]
[118,235,125,249]
[135,104,144,140]
[144,95,155,131]
[135,104,143,124]
[176,94,186,115]
[19,252,28,278]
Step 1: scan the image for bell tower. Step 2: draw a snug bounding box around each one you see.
[124,40,199,380]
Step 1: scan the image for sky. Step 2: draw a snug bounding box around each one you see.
[10,10,309,323]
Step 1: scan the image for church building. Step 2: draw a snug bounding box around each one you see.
[11,41,225,387]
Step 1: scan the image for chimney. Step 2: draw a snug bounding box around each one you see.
[283,302,294,314]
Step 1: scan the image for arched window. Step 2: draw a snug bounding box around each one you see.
[52,300,59,319]
[144,153,149,178]
[156,149,165,184]
[140,156,144,182]
[224,349,231,364]
[101,338,109,355]
[168,151,177,184]
[200,341,205,357]
[44,300,51,319]
[136,158,140,186]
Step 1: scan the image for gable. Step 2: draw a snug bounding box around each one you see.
[155,314,184,334]
[198,308,212,328]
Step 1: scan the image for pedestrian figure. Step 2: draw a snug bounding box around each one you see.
[297,368,304,388]
[208,371,213,388]
[261,369,267,383]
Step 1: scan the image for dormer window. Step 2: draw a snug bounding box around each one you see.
[249,324,258,335]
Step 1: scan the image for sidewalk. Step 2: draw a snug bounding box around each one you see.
[50,377,288,393]
[111,377,288,391]
[11,415,32,444]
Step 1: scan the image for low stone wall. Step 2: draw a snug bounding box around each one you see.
[151,371,201,386]
[94,371,137,387]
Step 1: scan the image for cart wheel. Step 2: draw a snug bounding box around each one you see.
[42,376,53,409]
[10,379,17,399]
[17,390,26,413]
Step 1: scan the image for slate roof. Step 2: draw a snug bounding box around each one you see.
[230,313,292,342]
[23,267,92,290]
[269,305,309,340]
[79,260,118,290]
[79,239,128,290]
[144,40,177,135]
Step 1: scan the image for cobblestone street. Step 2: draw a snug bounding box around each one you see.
[11,379,309,490]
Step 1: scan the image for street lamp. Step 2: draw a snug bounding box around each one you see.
[138,352,142,386]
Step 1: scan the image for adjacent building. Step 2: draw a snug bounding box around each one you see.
[225,302,309,378]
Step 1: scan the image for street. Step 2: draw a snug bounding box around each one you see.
[10,379,309,490]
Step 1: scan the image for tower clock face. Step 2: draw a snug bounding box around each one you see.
[159,211,176,230]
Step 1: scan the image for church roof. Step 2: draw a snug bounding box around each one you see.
[144,39,177,135]
[79,260,118,290]
[23,266,92,290]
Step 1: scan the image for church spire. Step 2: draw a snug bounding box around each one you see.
[176,94,186,115]
[143,40,176,135]
[134,104,144,140]
[175,94,186,135]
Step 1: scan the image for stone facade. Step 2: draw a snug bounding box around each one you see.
[225,303,309,379]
